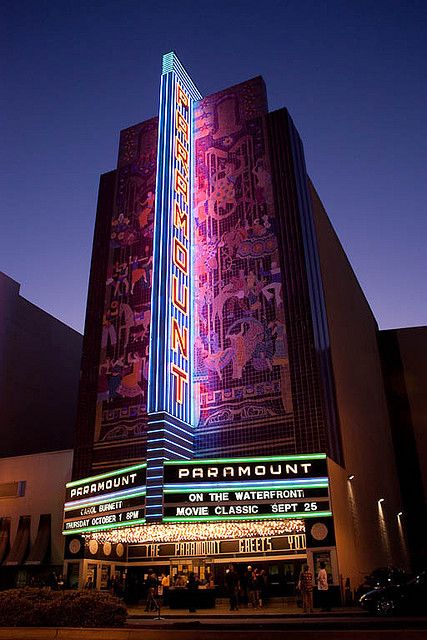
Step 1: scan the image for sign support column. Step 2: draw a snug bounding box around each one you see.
[147,52,202,521]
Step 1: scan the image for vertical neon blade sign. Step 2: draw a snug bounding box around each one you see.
[148,52,201,428]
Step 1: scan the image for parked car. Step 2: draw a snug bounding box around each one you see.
[355,566,408,600]
[359,571,427,616]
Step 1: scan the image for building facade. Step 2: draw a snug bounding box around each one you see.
[379,326,427,567]
[0,271,82,586]
[66,53,406,597]
[0,271,82,457]
[0,450,73,589]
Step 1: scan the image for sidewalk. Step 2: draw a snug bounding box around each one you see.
[127,602,363,619]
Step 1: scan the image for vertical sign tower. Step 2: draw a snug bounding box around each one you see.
[147,52,202,520]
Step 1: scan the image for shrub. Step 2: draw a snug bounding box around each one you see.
[0,588,127,627]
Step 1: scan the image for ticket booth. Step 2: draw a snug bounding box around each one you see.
[168,557,216,608]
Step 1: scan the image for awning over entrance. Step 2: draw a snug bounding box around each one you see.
[4,515,30,565]
[26,514,51,565]
[0,518,11,564]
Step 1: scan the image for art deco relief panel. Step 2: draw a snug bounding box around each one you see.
[193,78,295,456]
[93,118,158,459]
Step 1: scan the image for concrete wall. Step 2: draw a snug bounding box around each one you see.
[379,326,427,565]
[0,449,73,565]
[309,183,407,590]
[0,271,82,457]
[393,327,427,497]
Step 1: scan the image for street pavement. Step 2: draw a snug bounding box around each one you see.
[1,619,427,640]
[1,604,427,639]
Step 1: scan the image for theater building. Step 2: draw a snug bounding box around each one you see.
[64,52,406,599]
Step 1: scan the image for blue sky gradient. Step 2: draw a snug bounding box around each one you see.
[1,0,426,332]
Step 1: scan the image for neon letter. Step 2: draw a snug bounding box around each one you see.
[175,169,189,204]
[176,111,189,142]
[171,363,188,404]
[176,84,189,110]
[172,276,188,314]
[175,138,189,174]
[174,201,188,239]
[173,237,188,275]
[171,318,188,359]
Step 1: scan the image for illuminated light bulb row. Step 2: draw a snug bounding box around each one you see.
[86,519,305,545]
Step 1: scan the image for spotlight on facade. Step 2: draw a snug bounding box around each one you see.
[347,474,355,481]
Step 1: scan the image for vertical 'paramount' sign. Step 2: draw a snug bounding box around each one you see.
[171,84,190,405]
[148,52,201,425]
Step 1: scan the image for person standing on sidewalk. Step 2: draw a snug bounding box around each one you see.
[187,572,199,613]
[225,564,240,611]
[144,570,158,612]
[247,566,256,608]
[160,572,170,606]
[317,561,330,611]
[257,568,267,609]
[298,565,313,614]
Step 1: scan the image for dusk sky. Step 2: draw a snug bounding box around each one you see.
[1,0,426,333]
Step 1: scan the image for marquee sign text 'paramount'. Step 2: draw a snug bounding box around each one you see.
[163,455,331,522]
[63,464,146,535]
[164,455,328,484]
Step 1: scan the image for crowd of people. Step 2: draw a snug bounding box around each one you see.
[139,569,215,612]
[225,564,269,610]
[26,560,331,614]
[83,562,331,614]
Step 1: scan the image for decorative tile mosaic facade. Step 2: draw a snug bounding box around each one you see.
[193,78,295,456]
[82,73,338,473]
[94,119,158,449]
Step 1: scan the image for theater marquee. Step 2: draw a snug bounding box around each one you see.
[129,533,307,560]
[63,463,147,535]
[163,454,332,523]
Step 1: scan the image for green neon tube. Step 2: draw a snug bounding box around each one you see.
[164,453,326,465]
[62,518,146,536]
[66,463,147,488]
[163,511,333,523]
